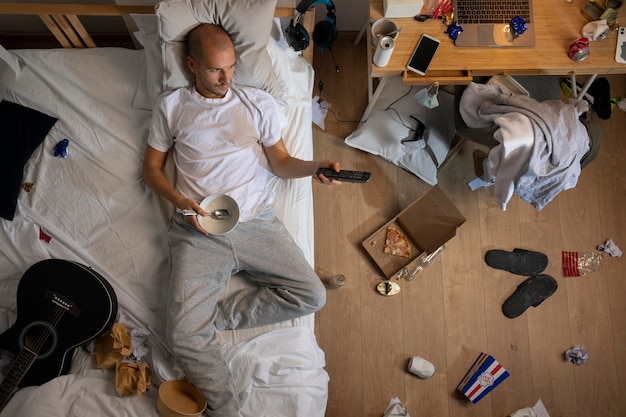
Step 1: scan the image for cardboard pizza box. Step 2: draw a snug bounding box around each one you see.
[362,186,466,279]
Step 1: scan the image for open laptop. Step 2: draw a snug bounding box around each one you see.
[453,0,536,47]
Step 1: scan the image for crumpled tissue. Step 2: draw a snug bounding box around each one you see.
[597,238,622,257]
[125,327,150,363]
[565,345,589,364]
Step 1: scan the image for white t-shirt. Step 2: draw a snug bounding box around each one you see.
[148,85,287,221]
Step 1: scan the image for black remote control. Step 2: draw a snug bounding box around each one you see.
[316,168,371,183]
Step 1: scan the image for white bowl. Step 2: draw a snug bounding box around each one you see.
[197,194,240,235]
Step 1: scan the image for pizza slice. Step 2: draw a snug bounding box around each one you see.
[383,226,411,258]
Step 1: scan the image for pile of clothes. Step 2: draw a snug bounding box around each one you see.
[460,82,591,210]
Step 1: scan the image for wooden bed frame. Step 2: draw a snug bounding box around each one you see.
[0,2,314,63]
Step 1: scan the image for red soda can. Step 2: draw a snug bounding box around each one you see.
[569,37,590,62]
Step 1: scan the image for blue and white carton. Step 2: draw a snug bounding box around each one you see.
[457,352,510,404]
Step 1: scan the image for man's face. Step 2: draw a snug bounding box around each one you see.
[187,45,236,99]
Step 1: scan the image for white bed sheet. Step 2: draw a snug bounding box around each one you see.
[0,26,327,417]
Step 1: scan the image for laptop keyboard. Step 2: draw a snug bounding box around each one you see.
[455,0,532,24]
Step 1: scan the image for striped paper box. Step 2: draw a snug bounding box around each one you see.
[457,352,510,404]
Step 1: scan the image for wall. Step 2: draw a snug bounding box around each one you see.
[311,0,368,32]
[118,0,369,32]
[0,0,368,33]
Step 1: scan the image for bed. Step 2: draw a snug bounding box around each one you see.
[0,1,328,416]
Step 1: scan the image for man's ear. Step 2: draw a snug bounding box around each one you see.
[186,55,196,74]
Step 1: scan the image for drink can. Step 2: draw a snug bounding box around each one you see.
[328,274,346,288]
[569,37,590,62]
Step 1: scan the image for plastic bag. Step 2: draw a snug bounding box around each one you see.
[562,251,603,277]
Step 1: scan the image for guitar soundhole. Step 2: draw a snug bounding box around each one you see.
[18,321,58,360]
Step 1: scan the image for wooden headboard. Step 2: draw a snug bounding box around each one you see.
[0,3,314,64]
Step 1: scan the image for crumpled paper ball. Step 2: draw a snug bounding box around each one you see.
[408,356,435,378]
[565,345,589,364]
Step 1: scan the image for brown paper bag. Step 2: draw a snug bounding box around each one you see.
[115,361,151,396]
[95,322,132,369]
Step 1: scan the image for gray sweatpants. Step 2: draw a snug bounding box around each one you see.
[166,209,326,417]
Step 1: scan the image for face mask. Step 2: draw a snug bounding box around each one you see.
[414,82,439,109]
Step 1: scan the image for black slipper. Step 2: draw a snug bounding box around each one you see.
[588,77,612,120]
[484,248,548,276]
[502,274,558,318]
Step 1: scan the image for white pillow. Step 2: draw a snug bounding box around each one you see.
[1,45,21,100]
[344,77,455,186]
[131,14,162,109]
[266,18,313,108]
[155,0,286,101]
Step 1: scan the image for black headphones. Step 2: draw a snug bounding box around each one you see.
[285,0,337,52]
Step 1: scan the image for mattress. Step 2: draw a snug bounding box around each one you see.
[0,20,327,417]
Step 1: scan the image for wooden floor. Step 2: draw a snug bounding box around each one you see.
[312,33,626,417]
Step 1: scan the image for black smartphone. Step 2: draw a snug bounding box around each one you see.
[406,34,441,76]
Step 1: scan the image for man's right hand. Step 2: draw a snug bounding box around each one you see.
[179,198,209,236]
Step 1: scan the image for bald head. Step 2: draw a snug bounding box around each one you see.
[187,24,233,63]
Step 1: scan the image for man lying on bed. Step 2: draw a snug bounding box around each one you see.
[142,24,340,417]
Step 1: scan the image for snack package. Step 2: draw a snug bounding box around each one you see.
[95,322,132,369]
[115,361,151,396]
[562,251,603,277]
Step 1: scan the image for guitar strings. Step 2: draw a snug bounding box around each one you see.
[30,305,65,357]
[4,304,67,388]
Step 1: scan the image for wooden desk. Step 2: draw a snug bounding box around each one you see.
[364,0,625,97]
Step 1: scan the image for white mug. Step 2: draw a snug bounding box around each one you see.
[371,18,399,46]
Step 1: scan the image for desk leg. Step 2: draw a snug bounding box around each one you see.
[365,19,374,104]
[576,74,597,100]
[570,73,578,97]
[360,77,389,122]
[354,18,372,45]
[568,73,597,101]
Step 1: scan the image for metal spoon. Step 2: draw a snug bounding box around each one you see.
[386,27,402,37]
[182,209,232,220]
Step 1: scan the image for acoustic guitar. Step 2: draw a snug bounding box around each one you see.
[0,259,118,411]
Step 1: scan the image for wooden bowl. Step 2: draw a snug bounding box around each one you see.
[156,380,207,417]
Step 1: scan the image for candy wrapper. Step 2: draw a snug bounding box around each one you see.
[53,138,69,158]
[431,0,453,19]
[510,16,528,39]
[95,322,133,369]
[445,23,463,40]
[115,361,151,396]
[562,251,603,277]
[565,345,589,365]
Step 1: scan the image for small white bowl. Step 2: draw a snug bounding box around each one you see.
[197,194,240,235]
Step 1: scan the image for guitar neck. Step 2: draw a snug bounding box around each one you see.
[0,348,37,410]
